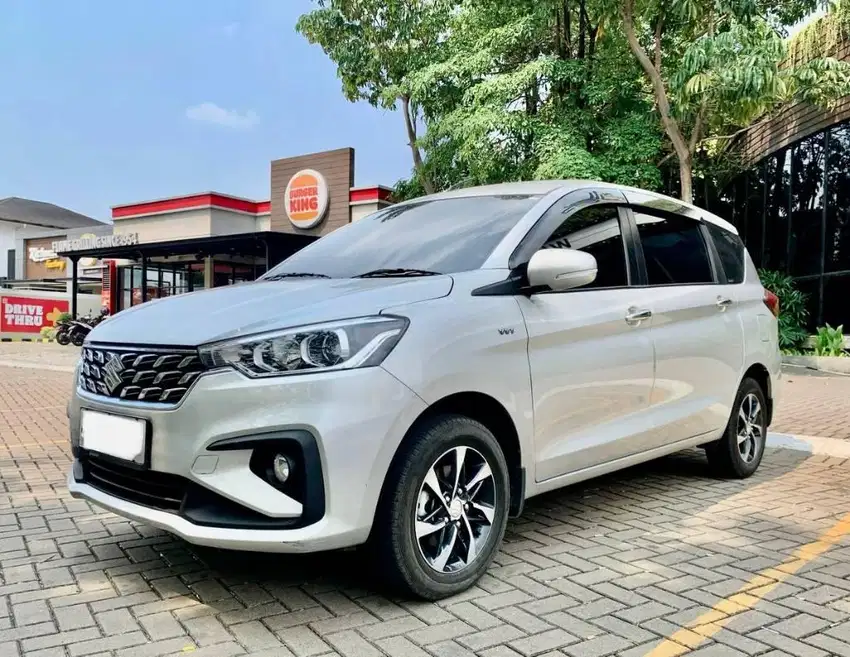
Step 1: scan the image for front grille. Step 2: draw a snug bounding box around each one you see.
[83,454,187,511]
[79,345,206,404]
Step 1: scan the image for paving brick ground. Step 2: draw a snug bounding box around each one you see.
[772,367,850,441]
[2,348,850,656]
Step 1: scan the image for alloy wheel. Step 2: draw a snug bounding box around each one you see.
[414,446,496,574]
[736,392,763,463]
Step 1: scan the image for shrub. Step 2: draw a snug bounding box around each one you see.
[814,323,846,357]
[758,269,810,351]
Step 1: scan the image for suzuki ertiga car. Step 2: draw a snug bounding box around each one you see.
[68,181,780,600]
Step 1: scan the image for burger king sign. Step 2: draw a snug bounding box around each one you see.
[284,169,330,229]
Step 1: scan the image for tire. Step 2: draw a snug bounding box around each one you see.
[56,330,71,346]
[374,414,511,600]
[705,377,767,479]
[71,331,86,347]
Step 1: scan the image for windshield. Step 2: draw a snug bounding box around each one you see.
[262,194,542,279]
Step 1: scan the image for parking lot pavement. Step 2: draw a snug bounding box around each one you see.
[0,343,79,372]
[2,358,850,656]
[773,366,850,441]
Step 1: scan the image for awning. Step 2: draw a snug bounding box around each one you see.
[54,230,316,261]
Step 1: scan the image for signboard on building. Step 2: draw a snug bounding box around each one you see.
[27,245,66,272]
[52,232,139,254]
[284,170,330,229]
[270,148,354,237]
[24,236,67,280]
[0,296,69,333]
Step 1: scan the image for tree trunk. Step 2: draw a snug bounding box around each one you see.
[679,154,693,206]
[621,0,693,203]
[401,95,435,195]
[578,0,586,60]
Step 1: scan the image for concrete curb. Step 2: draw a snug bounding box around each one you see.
[768,432,850,459]
[0,337,56,343]
[783,354,850,375]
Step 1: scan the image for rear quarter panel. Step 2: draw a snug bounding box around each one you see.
[738,256,782,407]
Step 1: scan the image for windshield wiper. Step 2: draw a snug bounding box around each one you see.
[356,268,442,278]
[263,272,331,280]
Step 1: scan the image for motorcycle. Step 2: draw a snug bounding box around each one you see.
[54,315,74,346]
[66,308,109,347]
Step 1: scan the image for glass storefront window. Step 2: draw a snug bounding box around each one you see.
[731,176,748,241]
[764,150,791,271]
[826,123,850,273]
[745,163,766,267]
[822,274,850,329]
[789,134,825,277]
[190,265,205,291]
[700,119,850,332]
[112,260,261,312]
[793,277,822,330]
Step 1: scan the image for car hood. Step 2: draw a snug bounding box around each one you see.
[88,276,453,346]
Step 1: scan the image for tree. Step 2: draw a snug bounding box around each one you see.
[296,0,453,194]
[399,0,665,194]
[619,0,850,203]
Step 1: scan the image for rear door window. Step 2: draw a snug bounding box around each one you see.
[706,222,746,284]
[633,212,714,285]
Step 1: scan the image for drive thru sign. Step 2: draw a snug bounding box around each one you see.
[0,296,68,333]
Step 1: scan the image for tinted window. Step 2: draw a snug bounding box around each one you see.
[764,150,791,271]
[707,223,746,284]
[541,205,628,288]
[746,164,766,267]
[790,134,825,276]
[634,212,713,285]
[826,123,850,273]
[263,194,541,278]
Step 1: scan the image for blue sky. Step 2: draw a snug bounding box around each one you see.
[0,0,412,222]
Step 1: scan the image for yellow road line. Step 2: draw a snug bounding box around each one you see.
[645,511,850,656]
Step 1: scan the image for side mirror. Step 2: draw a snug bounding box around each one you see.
[526,248,597,291]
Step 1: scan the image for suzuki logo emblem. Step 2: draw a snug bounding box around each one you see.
[102,354,125,393]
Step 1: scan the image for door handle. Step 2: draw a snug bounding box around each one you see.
[716,296,733,310]
[625,308,652,325]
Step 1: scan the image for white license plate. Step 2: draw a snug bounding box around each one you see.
[80,410,146,463]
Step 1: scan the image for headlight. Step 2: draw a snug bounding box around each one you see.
[198,316,408,378]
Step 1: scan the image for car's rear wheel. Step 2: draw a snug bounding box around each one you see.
[375,414,510,600]
[706,377,767,479]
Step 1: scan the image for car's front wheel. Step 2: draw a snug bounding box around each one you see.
[375,414,510,600]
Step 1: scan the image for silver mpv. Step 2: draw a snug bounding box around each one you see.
[68,181,781,599]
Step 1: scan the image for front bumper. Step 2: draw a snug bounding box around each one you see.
[68,364,427,552]
[69,470,358,553]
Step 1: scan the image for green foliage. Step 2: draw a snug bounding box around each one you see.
[758,269,810,350]
[296,0,452,110]
[814,323,846,357]
[299,0,850,202]
[788,0,850,63]
[620,0,850,201]
[55,312,71,323]
[403,0,665,191]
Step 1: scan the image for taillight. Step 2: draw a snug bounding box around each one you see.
[763,289,780,318]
